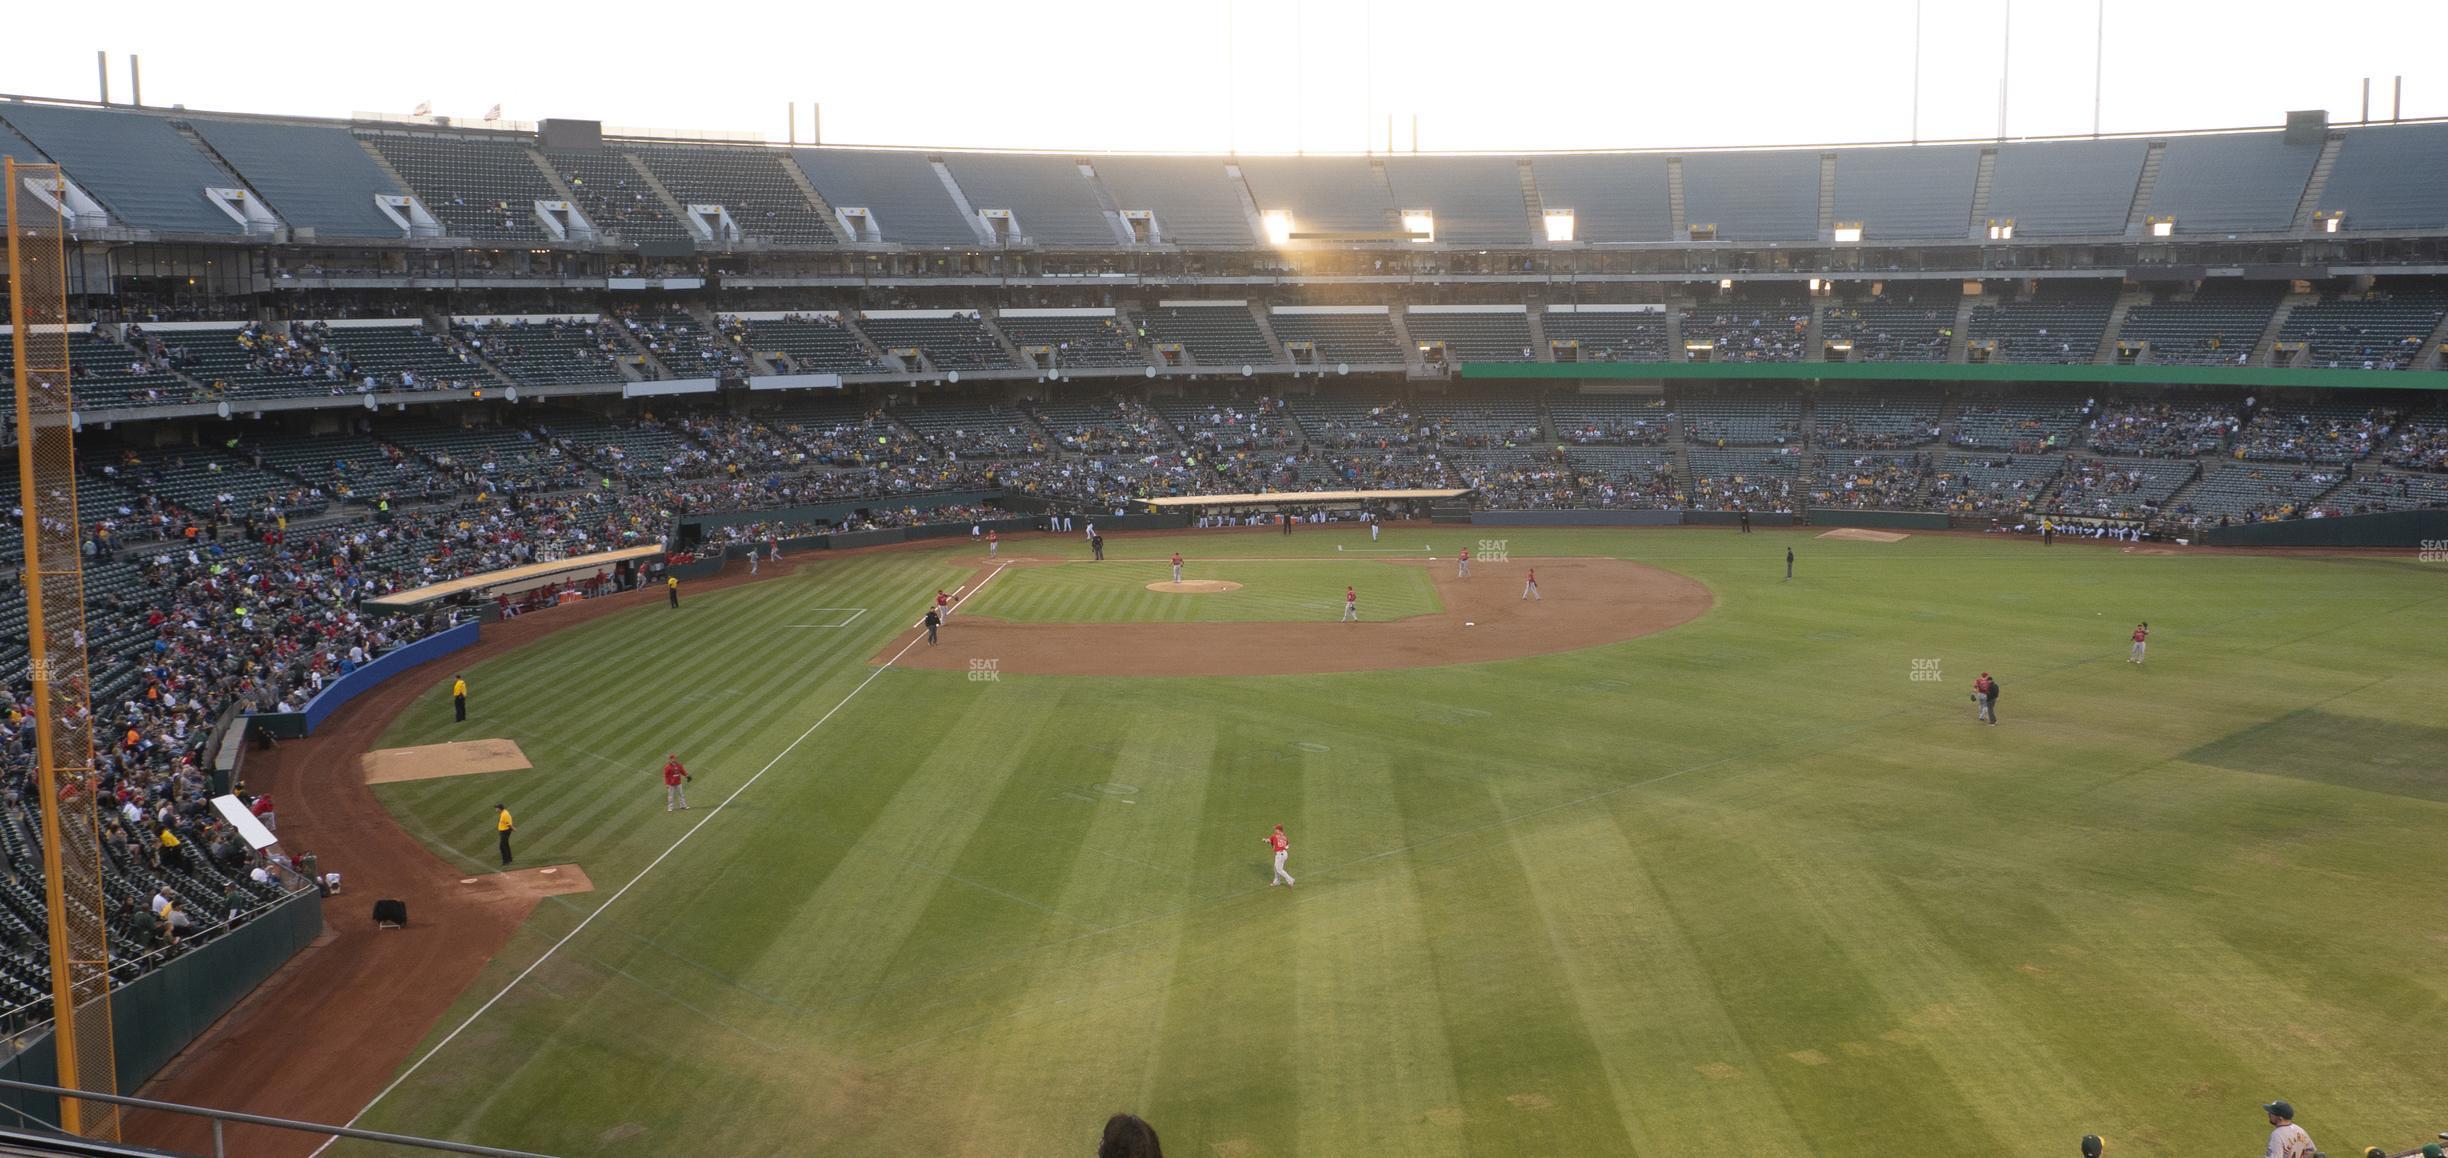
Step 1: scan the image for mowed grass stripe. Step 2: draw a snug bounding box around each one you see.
[1291,743,1470,1158]
[353,531,2448,1156]
[917,715,1227,1151]
[1391,770,1638,1156]
[751,690,1060,1047]
[376,556,967,874]
[1631,811,2012,1152]
[1509,810,1808,1154]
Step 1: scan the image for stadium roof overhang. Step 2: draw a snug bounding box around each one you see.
[1139,489,1472,509]
[1459,361,2448,391]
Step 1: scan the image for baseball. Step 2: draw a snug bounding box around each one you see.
[1465,621,1475,627]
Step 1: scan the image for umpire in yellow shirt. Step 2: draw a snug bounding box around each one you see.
[452,675,468,723]
[495,804,515,866]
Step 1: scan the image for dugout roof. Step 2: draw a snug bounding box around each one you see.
[362,544,664,611]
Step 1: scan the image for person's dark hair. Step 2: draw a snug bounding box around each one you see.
[1098,1112,1162,1158]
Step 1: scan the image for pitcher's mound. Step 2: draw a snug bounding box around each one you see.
[1148,580,1244,593]
[1817,528,1911,543]
[363,738,532,785]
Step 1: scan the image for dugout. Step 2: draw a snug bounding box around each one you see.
[359,544,667,615]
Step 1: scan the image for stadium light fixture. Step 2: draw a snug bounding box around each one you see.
[2148,215,2175,238]
[1987,218,2015,241]
[1262,210,1295,245]
[1719,279,1734,290]
[2316,211,2343,233]
[1542,210,1576,243]
[1402,210,1435,243]
[1832,222,1863,244]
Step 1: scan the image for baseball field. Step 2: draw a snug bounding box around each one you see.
[339,527,2445,1156]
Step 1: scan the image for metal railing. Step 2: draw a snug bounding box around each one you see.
[0,1077,554,1156]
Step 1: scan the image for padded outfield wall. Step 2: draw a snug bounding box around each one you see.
[0,892,325,1131]
[2197,509,2448,548]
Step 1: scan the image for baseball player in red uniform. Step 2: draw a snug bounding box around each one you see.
[2128,621,2148,663]
[1266,824,1294,887]
[987,530,999,557]
[1457,546,1471,577]
[1522,567,1540,600]
[1342,585,1358,622]
[1171,552,1184,583]
[935,588,953,620]
[662,754,692,811]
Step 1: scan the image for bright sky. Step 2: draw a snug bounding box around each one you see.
[6,1,2444,153]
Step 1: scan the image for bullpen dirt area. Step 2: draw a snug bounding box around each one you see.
[888,556,1711,677]
[361,737,532,784]
[1816,528,1912,543]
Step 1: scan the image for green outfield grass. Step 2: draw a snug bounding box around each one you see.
[352,528,2448,1157]
[960,557,1443,623]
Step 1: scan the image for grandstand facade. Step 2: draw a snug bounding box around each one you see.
[2,88,2440,1154]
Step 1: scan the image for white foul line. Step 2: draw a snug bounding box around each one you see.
[307,562,1011,1156]
[785,607,869,628]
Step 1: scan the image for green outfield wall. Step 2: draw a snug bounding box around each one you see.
[1805,508,1956,530]
[0,891,325,1130]
[2196,509,2448,548]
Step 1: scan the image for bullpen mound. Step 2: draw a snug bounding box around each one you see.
[885,556,1709,677]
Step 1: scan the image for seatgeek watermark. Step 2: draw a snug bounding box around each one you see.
[968,658,1000,682]
[2420,539,2447,563]
[1910,658,1943,683]
[1477,538,1511,563]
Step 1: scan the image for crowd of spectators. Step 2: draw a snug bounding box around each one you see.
[1168,396,1302,454]
[2087,400,2238,458]
[1805,454,1932,509]
[2380,415,2448,471]
[2230,406,2390,464]
[1683,308,1810,363]
[1034,398,1176,456]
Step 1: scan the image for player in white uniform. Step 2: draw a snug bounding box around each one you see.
[2260,1101,2314,1158]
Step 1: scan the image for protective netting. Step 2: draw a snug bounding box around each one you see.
[8,159,118,1140]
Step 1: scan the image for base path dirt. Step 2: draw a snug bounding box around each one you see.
[361,737,533,785]
[122,551,832,1157]
[889,556,1711,677]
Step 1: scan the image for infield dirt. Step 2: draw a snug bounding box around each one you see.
[888,555,1711,677]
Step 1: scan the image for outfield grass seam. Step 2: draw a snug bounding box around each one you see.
[313,562,1014,1156]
